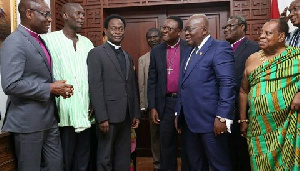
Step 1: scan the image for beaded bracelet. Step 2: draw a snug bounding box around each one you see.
[237,119,249,123]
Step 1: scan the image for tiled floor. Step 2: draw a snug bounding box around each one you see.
[136,157,182,171]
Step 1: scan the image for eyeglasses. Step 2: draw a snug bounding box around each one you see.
[222,24,239,30]
[109,27,124,33]
[29,9,51,18]
[183,26,199,32]
[289,6,300,14]
[160,26,178,32]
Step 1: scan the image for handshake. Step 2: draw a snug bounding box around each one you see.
[50,80,74,99]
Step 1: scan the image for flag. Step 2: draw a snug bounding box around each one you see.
[271,0,280,19]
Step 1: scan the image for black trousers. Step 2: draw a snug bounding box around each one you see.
[60,126,91,171]
[160,97,191,171]
[97,115,131,171]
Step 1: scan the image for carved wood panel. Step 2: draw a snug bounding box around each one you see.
[231,0,270,41]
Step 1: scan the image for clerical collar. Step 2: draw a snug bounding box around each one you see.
[193,35,210,54]
[231,36,245,47]
[107,41,121,49]
[20,24,39,38]
[167,38,180,48]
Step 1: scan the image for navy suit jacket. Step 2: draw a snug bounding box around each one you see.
[176,36,236,133]
[147,40,188,117]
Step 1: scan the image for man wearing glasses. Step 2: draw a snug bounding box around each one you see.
[223,15,259,171]
[148,16,190,171]
[281,0,300,47]
[87,14,140,170]
[0,0,74,170]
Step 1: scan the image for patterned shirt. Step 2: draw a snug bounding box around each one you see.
[42,30,94,132]
[286,28,300,48]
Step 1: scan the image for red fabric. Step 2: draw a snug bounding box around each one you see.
[271,0,280,19]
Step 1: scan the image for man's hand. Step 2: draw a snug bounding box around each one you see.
[291,92,300,112]
[150,109,160,124]
[174,116,181,134]
[240,122,248,137]
[280,7,290,22]
[99,120,109,133]
[50,80,74,98]
[213,118,227,136]
[132,118,140,129]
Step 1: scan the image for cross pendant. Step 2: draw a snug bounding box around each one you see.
[167,67,173,75]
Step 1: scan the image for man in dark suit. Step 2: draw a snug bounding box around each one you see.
[223,15,260,171]
[148,16,190,171]
[0,0,74,170]
[176,14,236,171]
[87,14,140,171]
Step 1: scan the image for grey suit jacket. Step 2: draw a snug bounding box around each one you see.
[0,25,57,133]
[87,42,140,123]
[138,51,150,110]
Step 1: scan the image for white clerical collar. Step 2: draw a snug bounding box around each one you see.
[231,36,245,47]
[107,41,121,49]
[193,35,210,54]
[20,24,39,36]
[167,38,180,48]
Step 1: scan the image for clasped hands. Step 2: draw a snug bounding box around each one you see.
[50,80,74,99]
[99,118,140,133]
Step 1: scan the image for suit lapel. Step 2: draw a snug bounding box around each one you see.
[160,42,167,81]
[234,37,248,58]
[183,37,213,82]
[124,51,130,81]
[18,26,52,76]
[103,43,125,80]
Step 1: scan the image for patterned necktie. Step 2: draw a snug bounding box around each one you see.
[185,47,198,71]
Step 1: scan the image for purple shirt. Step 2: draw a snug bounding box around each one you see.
[166,43,180,93]
[21,25,52,69]
[232,37,246,52]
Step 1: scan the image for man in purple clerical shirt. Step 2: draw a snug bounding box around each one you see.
[147,16,191,171]
[223,15,259,171]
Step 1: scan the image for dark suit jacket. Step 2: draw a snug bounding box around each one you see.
[147,40,188,117]
[87,42,140,123]
[176,36,236,133]
[0,25,56,133]
[232,37,259,130]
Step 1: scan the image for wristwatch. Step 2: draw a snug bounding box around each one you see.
[219,118,226,123]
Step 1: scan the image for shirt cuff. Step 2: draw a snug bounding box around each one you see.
[141,108,146,111]
[175,112,177,116]
[216,116,233,133]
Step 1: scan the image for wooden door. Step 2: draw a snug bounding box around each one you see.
[105,2,230,157]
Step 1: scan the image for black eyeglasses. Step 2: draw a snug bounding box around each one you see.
[222,24,239,30]
[183,26,199,32]
[289,6,300,14]
[29,9,51,18]
[160,26,178,32]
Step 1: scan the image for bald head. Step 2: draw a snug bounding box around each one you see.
[61,3,82,15]
[18,0,51,34]
[18,0,42,20]
[184,14,210,47]
[190,14,209,28]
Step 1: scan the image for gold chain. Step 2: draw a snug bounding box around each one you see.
[259,50,268,63]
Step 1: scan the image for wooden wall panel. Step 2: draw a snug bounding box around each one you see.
[231,0,270,41]
[51,0,68,31]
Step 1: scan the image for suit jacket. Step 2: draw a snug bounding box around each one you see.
[232,37,259,130]
[138,51,150,110]
[176,36,236,133]
[147,40,188,117]
[0,25,56,133]
[87,42,140,123]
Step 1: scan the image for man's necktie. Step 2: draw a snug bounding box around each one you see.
[185,47,198,71]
